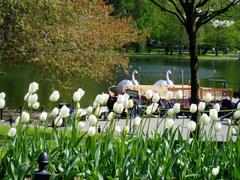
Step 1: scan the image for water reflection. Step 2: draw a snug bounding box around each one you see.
[0,59,239,108]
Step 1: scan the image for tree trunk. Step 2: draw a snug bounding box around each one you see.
[187,27,200,123]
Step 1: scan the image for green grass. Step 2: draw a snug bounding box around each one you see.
[129,53,238,61]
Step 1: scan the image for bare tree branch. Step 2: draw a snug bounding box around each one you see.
[149,0,185,24]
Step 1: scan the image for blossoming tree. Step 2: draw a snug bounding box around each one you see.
[0,0,140,82]
[150,0,240,124]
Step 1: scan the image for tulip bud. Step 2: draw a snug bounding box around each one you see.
[28,94,38,105]
[133,116,141,127]
[8,127,17,137]
[51,107,59,118]
[200,113,210,125]
[152,93,160,103]
[88,126,96,137]
[86,106,93,115]
[88,114,97,126]
[77,121,85,130]
[54,116,63,126]
[39,112,48,121]
[165,118,174,129]
[0,92,6,99]
[198,102,205,112]
[28,82,39,94]
[107,112,115,121]
[190,104,197,113]
[21,111,30,123]
[49,90,60,102]
[212,166,220,176]
[187,120,196,132]
[167,108,174,117]
[233,110,240,119]
[113,102,124,114]
[214,122,222,132]
[0,98,5,109]
[32,102,40,110]
[145,89,153,100]
[205,93,212,103]
[117,95,125,104]
[176,90,183,99]
[59,105,70,118]
[209,109,218,121]
[173,103,181,114]
[213,103,220,112]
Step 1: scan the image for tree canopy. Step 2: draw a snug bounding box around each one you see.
[0,0,140,83]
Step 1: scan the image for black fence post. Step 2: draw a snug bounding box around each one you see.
[9,115,13,126]
[98,125,101,133]
[33,152,51,180]
[0,109,3,120]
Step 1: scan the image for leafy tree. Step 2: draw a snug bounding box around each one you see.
[0,0,139,83]
[150,0,240,124]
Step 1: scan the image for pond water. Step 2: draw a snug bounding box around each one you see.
[0,58,239,108]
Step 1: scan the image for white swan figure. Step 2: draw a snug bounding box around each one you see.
[116,70,139,93]
[154,70,173,86]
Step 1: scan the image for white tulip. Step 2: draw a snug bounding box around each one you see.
[77,88,85,99]
[115,125,121,134]
[59,105,70,118]
[117,95,125,104]
[0,98,5,109]
[187,121,196,132]
[54,116,63,127]
[237,103,240,110]
[190,104,197,113]
[213,103,220,112]
[127,99,134,109]
[86,106,93,114]
[173,103,181,114]
[233,110,240,119]
[8,127,17,137]
[49,90,60,102]
[145,89,153,100]
[24,92,30,101]
[124,126,129,134]
[21,111,30,123]
[77,121,85,130]
[28,94,38,105]
[51,107,59,117]
[227,119,232,125]
[88,114,97,126]
[73,91,81,102]
[205,93,212,103]
[95,94,104,105]
[94,107,101,117]
[200,113,210,125]
[39,112,48,121]
[146,103,158,115]
[88,126,96,137]
[0,92,6,99]
[133,116,141,127]
[32,102,40,110]
[113,102,124,114]
[152,93,160,103]
[167,108,174,117]
[209,109,218,121]
[214,122,222,132]
[107,112,115,121]
[75,108,86,117]
[123,93,130,102]
[102,93,109,105]
[176,90,183,99]
[15,116,20,126]
[198,102,205,112]
[28,82,39,94]
[165,118,174,129]
[165,91,173,100]
[212,166,220,176]
[231,127,237,135]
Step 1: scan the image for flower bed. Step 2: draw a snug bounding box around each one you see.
[0,82,239,179]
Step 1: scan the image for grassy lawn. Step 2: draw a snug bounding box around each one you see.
[129,53,239,61]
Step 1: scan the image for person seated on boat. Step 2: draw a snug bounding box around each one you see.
[232,91,240,108]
